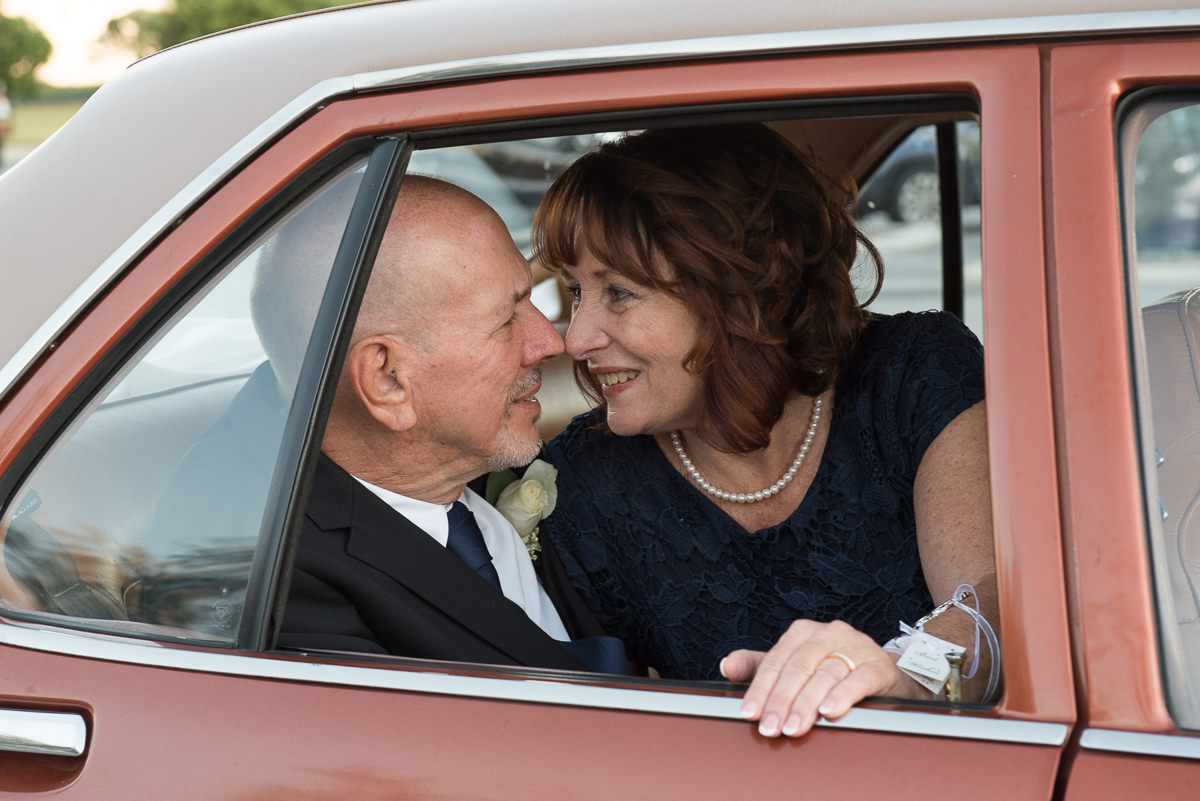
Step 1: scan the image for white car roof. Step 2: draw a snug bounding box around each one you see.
[0,0,1196,389]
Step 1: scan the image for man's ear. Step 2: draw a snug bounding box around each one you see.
[344,336,417,432]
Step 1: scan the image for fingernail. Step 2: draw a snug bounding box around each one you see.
[740,699,760,719]
[719,657,729,678]
[781,714,802,736]
[818,701,835,717]
[758,713,780,737]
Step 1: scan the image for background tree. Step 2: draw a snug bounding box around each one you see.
[0,11,51,94]
[106,0,343,58]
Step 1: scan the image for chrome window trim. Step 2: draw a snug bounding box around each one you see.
[2,10,1199,399]
[1080,727,1200,760]
[0,620,1067,747]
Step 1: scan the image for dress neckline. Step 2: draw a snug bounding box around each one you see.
[643,391,842,536]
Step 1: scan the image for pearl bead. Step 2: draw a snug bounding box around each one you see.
[670,394,823,505]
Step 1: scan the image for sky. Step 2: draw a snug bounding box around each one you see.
[4,0,169,87]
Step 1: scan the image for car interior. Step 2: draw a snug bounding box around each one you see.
[1,102,989,660]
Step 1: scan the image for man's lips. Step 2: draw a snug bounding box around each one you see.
[512,382,543,403]
[510,369,544,404]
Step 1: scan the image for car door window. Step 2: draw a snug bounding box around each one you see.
[857,120,983,339]
[0,158,368,642]
[412,116,984,443]
[1123,93,1200,729]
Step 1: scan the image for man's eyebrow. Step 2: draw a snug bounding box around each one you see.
[493,287,529,328]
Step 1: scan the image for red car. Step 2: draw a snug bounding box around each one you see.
[1,1,1199,797]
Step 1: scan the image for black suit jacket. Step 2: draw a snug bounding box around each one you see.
[278,454,611,671]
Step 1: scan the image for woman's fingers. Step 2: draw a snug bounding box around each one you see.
[815,656,894,719]
[726,619,902,738]
[719,649,765,682]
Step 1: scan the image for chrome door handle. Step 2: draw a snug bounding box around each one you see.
[0,708,87,757]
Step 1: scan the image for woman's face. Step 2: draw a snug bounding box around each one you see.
[560,248,706,437]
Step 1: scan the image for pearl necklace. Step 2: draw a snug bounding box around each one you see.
[670,394,823,504]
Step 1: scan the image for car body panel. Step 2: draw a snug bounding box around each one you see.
[0,623,1068,799]
[3,38,1076,717]
[1047,38,1200,772]
[2,1,1200,797]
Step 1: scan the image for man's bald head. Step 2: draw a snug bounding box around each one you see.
[321,173,563,499]
[352,175,508,347]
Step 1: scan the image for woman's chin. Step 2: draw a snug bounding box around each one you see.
[604,412,652,438]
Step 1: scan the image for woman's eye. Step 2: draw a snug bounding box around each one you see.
[607,285,635,302]
[564,283,582,302]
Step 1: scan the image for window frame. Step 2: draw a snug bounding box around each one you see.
[0,44,1067,738]
[1116,86,1200,732]
[0,138,398,649]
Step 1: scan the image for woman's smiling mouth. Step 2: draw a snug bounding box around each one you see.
[596,370,641,387]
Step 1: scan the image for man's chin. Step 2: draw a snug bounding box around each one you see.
[487,431,544,471]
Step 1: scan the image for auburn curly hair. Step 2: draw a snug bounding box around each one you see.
[532,123,882,453]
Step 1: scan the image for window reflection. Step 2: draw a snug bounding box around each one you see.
[0,160,367,642]
[1127,97,1200,729]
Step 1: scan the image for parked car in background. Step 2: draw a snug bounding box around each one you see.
[473,134,604,209]
[1,1,1200,798]
[855,121,981,222]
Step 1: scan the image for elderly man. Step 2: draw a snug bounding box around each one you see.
[273,176,623,672]
[147,172,622,673]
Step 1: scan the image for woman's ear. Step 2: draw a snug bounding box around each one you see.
[344,336,417,432]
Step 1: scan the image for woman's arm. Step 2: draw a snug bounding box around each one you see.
[908,400,998,701]
[722,400,997,736]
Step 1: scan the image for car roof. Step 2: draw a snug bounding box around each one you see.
[0,0,1197,391]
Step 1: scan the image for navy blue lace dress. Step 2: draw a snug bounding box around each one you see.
[542,311,985,680]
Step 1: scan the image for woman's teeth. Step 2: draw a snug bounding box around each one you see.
[598,370,640,386]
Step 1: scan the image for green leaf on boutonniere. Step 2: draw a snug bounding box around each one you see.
[484,468,519,505]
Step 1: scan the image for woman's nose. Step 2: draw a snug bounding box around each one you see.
[564,305,606,359]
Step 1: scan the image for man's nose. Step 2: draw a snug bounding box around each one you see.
[524,306,566,365]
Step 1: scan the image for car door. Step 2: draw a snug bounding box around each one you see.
[1046,38,1200,798]
[0,44,1073,799]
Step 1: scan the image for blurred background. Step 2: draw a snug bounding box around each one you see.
[0,0,344,171]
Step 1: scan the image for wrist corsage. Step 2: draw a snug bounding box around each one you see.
[486,459,558,561]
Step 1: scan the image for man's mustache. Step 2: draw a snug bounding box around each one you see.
[508,368,543,404]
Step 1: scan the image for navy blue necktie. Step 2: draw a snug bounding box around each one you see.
[445,502,502,591]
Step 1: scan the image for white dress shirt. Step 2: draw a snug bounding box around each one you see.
[352,478,570,641]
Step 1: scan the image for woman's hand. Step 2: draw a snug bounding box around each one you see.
[721,619,913,738]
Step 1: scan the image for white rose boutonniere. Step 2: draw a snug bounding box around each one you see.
[491,459,558,561]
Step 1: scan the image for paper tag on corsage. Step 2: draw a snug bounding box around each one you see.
[893,629,966,696]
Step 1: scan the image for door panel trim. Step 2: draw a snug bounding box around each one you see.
[1080,727,1200,760]
[0,620,1067,746]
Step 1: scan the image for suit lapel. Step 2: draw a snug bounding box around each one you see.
[533,533,610,641]
[308,455,584,670]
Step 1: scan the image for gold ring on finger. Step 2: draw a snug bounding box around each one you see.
[829,650,857,672]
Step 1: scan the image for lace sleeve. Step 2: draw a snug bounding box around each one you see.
[892,311,986,470]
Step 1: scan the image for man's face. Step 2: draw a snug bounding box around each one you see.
[404,208,564,470]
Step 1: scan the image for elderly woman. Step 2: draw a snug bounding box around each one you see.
[532,123,997,738]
